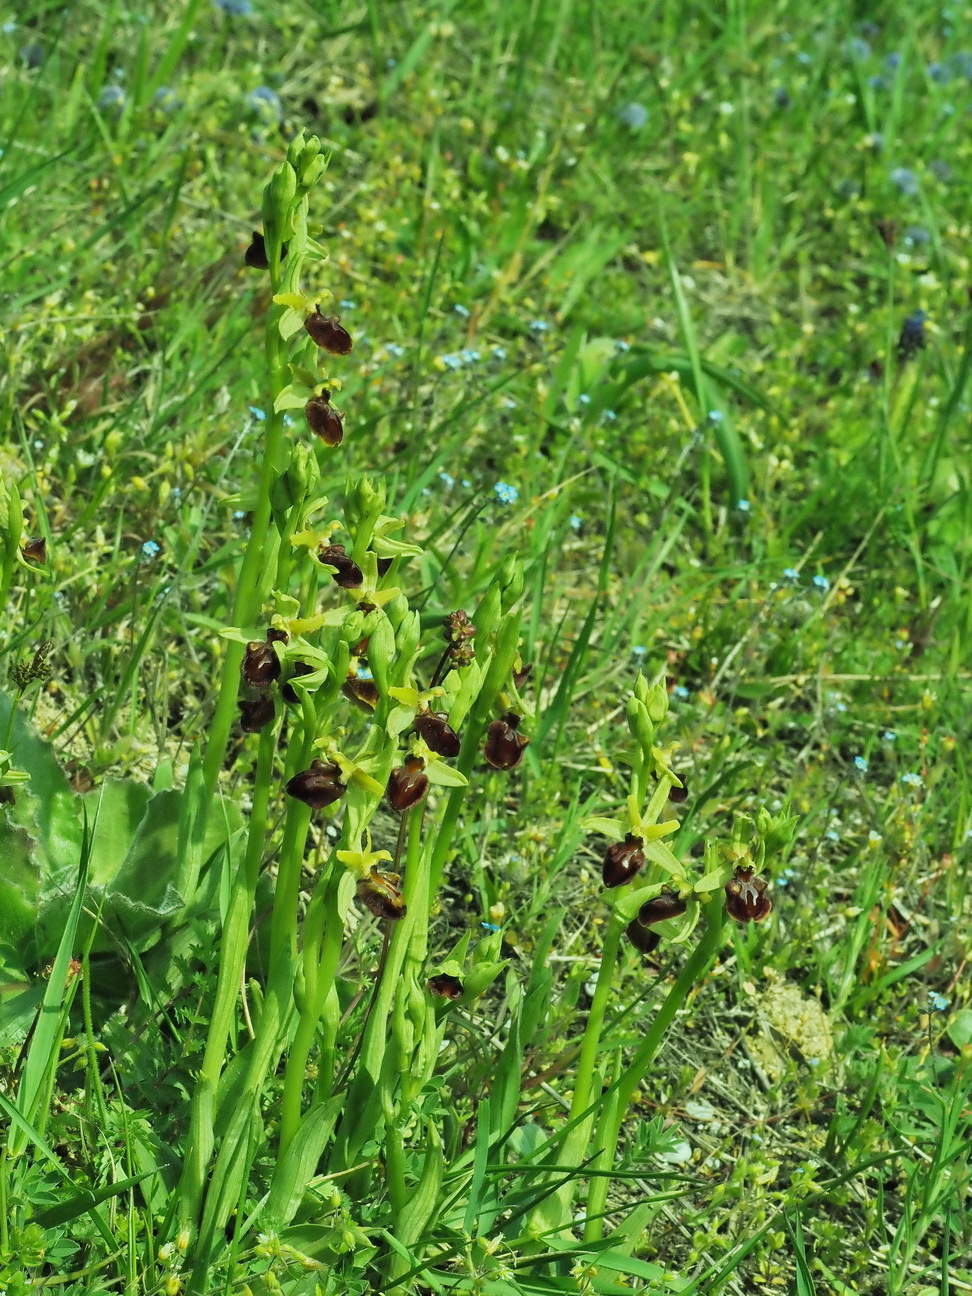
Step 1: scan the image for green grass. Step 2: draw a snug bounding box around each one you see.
[1,0,972,1293]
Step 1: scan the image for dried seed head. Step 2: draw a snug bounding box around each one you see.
[668,781,688,804]
[428,973,464,1000]
[626,919,661,955]
[241,640,280,688]
[282,661,314,704]
[285,760,346,808]
[357,870,406,921]
[387,756,429,812]
[724,865,772,924]
[244,231,287,269]
[22,536,47,564]
[445,610,475,645]
[318,543,363,589]
[483,715,529,770]
[305,310,353,354]
[637,891,687,926]
[305,396,344,447]
[238,694,276,733]
[413,711,462,758]
[602,833,646,888]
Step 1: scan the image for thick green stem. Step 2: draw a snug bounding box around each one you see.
[528,910,626,1236]
[178,722,276,1223]
[334,810,425,1172]
[582,897,727,1241]
[278,865,344,1158]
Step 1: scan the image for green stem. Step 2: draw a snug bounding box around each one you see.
[178,722,276,1223]
[529,910,625,1236]
[583,897,727,1241]
[278,865,344,1158]
[201,203,305,799]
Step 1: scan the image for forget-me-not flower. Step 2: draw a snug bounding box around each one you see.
[494,481,519,505]
[890,167,919,195]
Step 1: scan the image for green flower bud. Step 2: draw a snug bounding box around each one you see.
[366,615,395,697]
[499,555,524,608]
[626,697,654,753]
[262,161,297,234]
[299,153,327,190]
[645,682,668,724]
[473,584,501,650]
[393,609,421,665]
[286,130,307,168]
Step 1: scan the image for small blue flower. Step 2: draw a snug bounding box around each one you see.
[233,510,246,521]
[494,481,519,505]
[19,42,45,67]
[492,346,507,361]
[460,348,481,364]
[618,102,648,130]
[928,991,950,1012]
[578,393,591,406]
[826,829,840,842]
[215,0,253,12]
[898,310,928,360]
[928,60,950,82]
[246,86,282,121]
[854,756,868,773]
[2,20,16,33]
[930,159,953,182]
[481,921,500,933]
[812,574,829,590]
[339,299,356,310]
[614,339,630,354]
[890,167,919,195]
[847,36,871,59]
[707,409,724,424]
[439,353,464,370]
[883,730,897,742]
[783,567,800,582]
[673,684,689,700]
[903,225,931,246]
[462,478,471,488]
[154,85,182,112]
[886,52,902,71]
[528,319,550,334]
[141,540,161,559]
[453,303,470,319]
[737,499,751,513]
[248,406,266,421]
[569,515,582,532]
[631,645,648,660]
[97,84,126,112]
[501,397,516,410]
[797,51,811,66]
[386,342,404,357]
[439,471,456,488]
[901,772,923,788]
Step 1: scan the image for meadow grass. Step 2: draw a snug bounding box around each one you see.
[1,1,971,1293]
